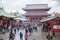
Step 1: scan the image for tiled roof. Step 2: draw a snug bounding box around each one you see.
[55,13,60,17]
[22,14,51,16]
[39,13,60,22]
[0,8,16,18]
[23,4,51,11]
[40,16,57,22]
[23,8,51,11]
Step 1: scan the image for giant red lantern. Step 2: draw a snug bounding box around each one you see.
[16,20,21,25]
[27,18,31,22]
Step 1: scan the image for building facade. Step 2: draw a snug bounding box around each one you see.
[40,13,60,32]
[23,4,51,23]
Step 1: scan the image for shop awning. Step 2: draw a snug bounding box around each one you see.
[40,16,57,22]
[14,17,27,21]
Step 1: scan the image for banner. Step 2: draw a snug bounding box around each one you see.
[53,25,60,29]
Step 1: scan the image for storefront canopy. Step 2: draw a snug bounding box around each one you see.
[0,8,16,18]
[40,13,60,22]
[40,16,57,22]
[14,17,27,21]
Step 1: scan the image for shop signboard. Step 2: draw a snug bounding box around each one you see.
[53,25,60,29]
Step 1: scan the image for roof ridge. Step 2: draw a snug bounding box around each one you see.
[27,4,48,6]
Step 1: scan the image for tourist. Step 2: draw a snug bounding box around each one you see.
[25,28,28,33]
[33,24,38,32]
[49,29,52,36]
[8,25,11,32]
[14,27,16,34]
[25,32,28,40]
[9,30,15,40]
[28,26,33,35]
[14,22,18,29]
[2,28,5,34]
[25,28,28,40]
[20,32,23,40]
[46,33,53,40]
[52,30,56,37]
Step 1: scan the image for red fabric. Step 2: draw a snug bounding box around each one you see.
[17,21,20,25]
[25,33,28,37]
[27,18,31,22]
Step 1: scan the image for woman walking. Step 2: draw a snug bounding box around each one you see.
[25,28,28,40]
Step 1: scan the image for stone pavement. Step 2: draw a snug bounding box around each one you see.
[28,30,60,40]
[0,29,60,40]
[0,32,9,40]
[53,33,60,40]
[0,29,25,40]
[28,31,47,40]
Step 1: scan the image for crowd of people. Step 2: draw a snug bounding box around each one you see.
[0,20,57,40]
[0,21,57,40]
[0,21,40,40]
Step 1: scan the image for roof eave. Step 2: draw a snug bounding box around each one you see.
[22,7,51,11]
[22,14,51,17]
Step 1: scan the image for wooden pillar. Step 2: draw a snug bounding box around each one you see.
[50,21,53,30]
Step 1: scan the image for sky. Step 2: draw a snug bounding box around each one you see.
[0,0,60,14]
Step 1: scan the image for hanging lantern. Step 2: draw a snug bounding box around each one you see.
[16,20,21,25]
[27,18,31,22]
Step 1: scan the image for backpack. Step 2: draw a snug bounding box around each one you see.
[20,32,23,38]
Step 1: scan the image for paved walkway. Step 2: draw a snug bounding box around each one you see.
[28,29,47,40]
[0,32,9,40]
[0,28,60,40]
[53,33,60,40]
[28,30,60,40]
